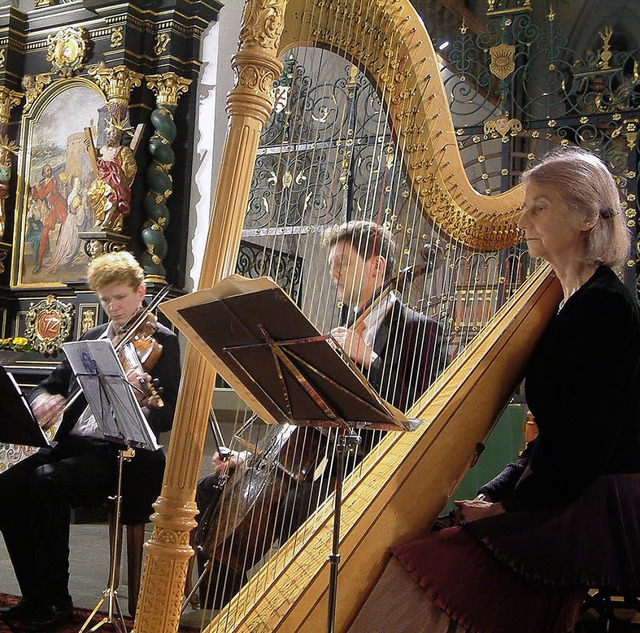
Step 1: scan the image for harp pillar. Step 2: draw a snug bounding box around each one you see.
[133,2,286,631]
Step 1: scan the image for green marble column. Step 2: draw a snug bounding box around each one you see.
[142,73,191,283]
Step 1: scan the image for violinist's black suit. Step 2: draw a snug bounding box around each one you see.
[0,322,180,620]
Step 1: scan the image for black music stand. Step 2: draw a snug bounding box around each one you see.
[0,367,50,447]
[162,275,420,633]
[63,339,160,633]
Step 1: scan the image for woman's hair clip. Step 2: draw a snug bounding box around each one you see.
[599,206,617,219]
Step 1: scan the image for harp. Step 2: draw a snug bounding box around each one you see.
[134,1,562,632]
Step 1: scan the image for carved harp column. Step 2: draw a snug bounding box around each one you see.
[133,3,285,632]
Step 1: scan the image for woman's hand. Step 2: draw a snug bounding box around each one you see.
[454,497,505,523]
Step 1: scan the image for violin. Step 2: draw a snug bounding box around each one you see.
[113,307,164,409]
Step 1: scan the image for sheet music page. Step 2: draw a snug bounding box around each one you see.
[63,340,160,451]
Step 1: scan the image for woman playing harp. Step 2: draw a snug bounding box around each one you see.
[349,149,640,633]
[135,1,561,631]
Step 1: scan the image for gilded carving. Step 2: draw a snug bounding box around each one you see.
[81,308,96,334]
[25,295,74,356]
[81,235,128,260]
[88,63,143,105]
[0,136,18,240]
[599,26,613,70]
[489,43,515,80]
[239,0,286,53]
[0,247,8,275]
[154,33,170,56]
[21,73,53,114]
[612,118,640,151]
[0,88,22,126]
[0,50,5,69]
[110,27,123,48]
[484,114,523,138]
[146,73,191,106]
[46,27,90,78]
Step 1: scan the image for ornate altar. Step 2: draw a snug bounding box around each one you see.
[0,1,221,470]
[0,1,221,384]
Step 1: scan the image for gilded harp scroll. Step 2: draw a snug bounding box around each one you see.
[135,1,562,632]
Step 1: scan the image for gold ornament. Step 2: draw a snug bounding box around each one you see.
[46,26,90,78]
[489,43,515,80]
[484,114,523,138]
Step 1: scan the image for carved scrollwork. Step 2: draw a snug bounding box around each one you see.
[80,308,97,335]
[0,88,23,125]
[110,27,123,48]
[21,73,53,114]
[80,233,129,261]
[239,0,286,53]
[25,295,74,356]
[154,33,170,56]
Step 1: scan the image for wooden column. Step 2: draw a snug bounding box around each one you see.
[133,2,286,631]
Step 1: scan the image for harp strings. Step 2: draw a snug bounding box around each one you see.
[196,1,371,618]
[195,1,528,629]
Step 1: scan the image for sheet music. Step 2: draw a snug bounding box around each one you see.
[63,339,160,451]
[161,275,413,431]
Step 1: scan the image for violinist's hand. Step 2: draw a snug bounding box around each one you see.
[330,326,374,369]
[32,393,65,430]
[454,496,505,523]
[212,449,246,475]
[126,368,153,406]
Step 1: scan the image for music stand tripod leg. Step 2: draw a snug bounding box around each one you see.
[326,429,361,633]
[79,448,130,633]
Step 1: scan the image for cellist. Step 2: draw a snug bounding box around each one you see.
[193,220,448,609]
[0,251,181,631]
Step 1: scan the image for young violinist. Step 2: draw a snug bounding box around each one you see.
[0,251,181,631]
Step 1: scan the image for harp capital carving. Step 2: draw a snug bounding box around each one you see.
[230,50,284,122]
[239,0,287,55]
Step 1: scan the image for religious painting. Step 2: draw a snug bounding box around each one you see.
[11,78,107,287]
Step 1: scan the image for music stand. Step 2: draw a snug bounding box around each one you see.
[161,275,421,633]
[0,367,50,447]
[63,339,160,633]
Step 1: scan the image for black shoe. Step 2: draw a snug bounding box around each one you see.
[22,601,74,631]
[0,599,33,621]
